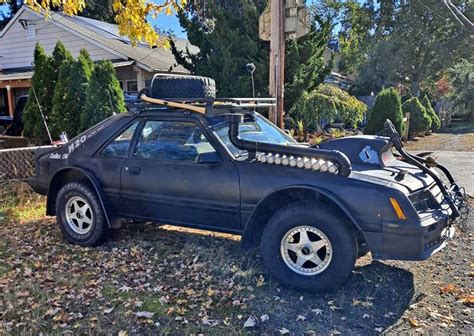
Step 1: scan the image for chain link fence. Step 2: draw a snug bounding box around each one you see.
[0,146,49,182]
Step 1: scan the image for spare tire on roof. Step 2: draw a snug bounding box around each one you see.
[149,75,216,99]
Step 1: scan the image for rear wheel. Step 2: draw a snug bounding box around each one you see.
[56,182,109,246]
[261,201,357,292]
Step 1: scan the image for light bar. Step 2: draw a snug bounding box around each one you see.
[256,153,339,175]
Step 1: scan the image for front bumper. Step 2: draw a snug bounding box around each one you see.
[363,209,456,261]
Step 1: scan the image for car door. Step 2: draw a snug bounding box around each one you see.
[90,119,140,212]
[119,117,241,232]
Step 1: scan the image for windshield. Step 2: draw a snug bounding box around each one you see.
[209,112,296,158]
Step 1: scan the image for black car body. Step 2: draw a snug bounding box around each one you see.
[28,77,465,292]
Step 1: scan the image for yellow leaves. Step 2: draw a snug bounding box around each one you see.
[456,294,474,305]
[26,0,186,47]
[439,283,459,294]
[408,317,422,328]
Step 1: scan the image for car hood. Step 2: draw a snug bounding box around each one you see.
[350,160,435,193]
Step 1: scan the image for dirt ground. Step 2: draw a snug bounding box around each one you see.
[0,125,472,335]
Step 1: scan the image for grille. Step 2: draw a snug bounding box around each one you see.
[409,188,439,212]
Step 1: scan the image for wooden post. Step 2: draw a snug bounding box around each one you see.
[269,0,285,128]
[6,85,14,117]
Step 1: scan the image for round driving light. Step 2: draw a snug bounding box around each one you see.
[312,160,321,170]
[304,158,316,169]
[296,157,307,168]
[320,161,329,172]
[274,154,282,165]
[328,163,338,174]
[260,153,268,163]
[281,155,290,166]
[267,154,275,164]
[289,157,298,167]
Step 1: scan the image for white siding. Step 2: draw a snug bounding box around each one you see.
[0,10,121,70]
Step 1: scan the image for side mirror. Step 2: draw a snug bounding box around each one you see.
[197,151,222,164]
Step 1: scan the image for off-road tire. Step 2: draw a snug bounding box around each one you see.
[261,201,357,292]
[150,75,216,99]
[56,182,109,246]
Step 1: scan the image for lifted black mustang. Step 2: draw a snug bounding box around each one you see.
[28,76,465,292]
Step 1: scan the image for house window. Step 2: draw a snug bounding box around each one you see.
[118,81,124,91]
[126,80,138,92]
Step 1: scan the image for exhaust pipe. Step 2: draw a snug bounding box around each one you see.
[226,113,352,177]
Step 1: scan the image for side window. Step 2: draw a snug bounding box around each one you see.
[100,121,139,158]
[134,121,216,162]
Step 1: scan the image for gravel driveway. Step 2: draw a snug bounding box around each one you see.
[415,151,474,196]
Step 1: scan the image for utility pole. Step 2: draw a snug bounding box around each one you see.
[269,0,285,128]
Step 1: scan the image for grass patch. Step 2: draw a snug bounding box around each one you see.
[0,180,45,221]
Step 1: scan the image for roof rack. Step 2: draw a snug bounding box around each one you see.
[139,93,276,116]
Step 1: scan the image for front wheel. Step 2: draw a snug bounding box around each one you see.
[261,201,357,292]
[56,182,109,246]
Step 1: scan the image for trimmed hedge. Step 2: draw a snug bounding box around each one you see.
[364,88,404,135]
[403,97,431,135]
[421,95,441,130]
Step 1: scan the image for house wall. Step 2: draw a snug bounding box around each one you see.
[0,10,119,70]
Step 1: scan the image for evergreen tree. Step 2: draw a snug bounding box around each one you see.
[48,41,74,137]
[170,0,269,98]
[51,61,73,139]
[22,43,55,141]
[78,48,94,77]
[421,95,441,131]
[403,97,431,136]
[81,61,125,130]
[80,0,115,23]
[284,13,333,111]
[364,88,404,135]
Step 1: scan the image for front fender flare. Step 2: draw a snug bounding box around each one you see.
[241,185,362,248]
[46,166,112,227]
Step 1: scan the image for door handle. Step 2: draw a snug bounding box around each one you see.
[125,166,141,175]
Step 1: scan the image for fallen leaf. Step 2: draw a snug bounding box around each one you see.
[374,327,383,333]
[296,314,306,321]
[256,275,265,287]
[260,314,269,322]
[103,307,114,314]
[408,318,422,328]
[202,319,219,326]
[136,311,154,319]
[363,314,370,319]
[311,308,323,315]
[243,316,256,328]
[118,331,128,336]
[457,294,474,305]
[439,283,458,294]
[279,327,290,334]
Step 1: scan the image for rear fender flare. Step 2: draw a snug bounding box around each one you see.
[47,166,112,227]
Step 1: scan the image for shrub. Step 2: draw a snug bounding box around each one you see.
[81,60,126,130]
[290,84,367,139]
[403,97,431,135]
[421,95,441,130]
[364,88,404,135]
